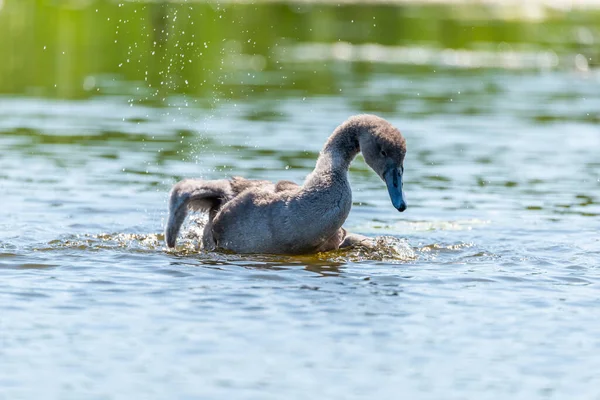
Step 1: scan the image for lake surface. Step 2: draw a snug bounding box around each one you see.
[1,1,599,399]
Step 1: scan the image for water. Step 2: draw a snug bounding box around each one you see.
[1,1,600,399]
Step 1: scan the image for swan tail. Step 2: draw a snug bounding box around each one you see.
[165,179,232,248]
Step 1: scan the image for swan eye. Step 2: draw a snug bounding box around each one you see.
[380,150,387,157]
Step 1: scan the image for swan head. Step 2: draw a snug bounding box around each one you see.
[352,115,407,212]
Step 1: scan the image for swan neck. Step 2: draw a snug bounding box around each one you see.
[315,124,360,173]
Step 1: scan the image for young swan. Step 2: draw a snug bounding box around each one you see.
[165,114,407,254]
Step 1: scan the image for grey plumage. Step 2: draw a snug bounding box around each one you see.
[165,114,407,254]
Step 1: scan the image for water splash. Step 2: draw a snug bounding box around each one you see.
[39,230,415,264]
[42,233,164,253]
[313,236,416,263]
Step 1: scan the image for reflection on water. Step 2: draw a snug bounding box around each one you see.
[1,1,600,399]
[1,0,599,100]
[38,229,416,265]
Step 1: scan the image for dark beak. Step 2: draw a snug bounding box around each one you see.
[384,167,407,212]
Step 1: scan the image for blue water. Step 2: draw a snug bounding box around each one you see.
[1,2,600,398]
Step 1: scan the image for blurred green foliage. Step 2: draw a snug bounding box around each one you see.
[0,0,598,101]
